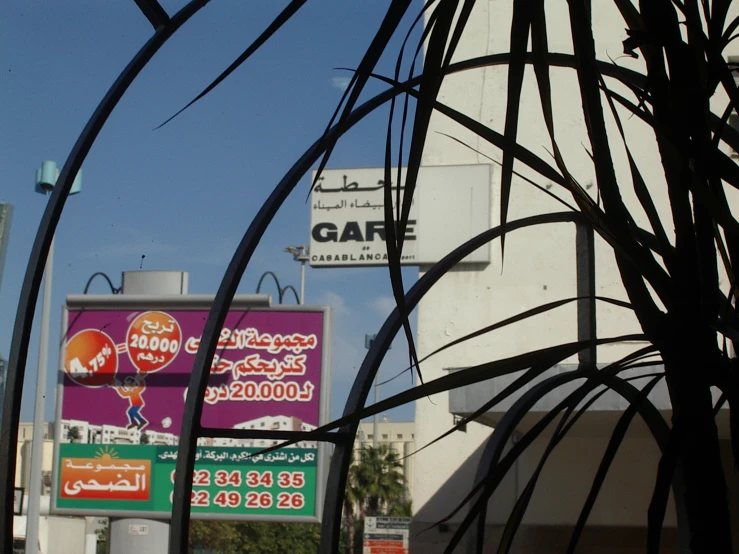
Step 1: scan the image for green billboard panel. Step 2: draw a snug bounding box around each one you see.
[57,444,318,518]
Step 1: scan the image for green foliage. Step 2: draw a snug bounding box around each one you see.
[188,521,320,554]
[95,524,108,554]
[352,445,406,517]
[66,426,80,443]
[386,500,412,518]
[341,445,407,553]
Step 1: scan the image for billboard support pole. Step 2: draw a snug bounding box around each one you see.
[26,236,54,554]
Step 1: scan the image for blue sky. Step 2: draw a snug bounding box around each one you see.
[1,1,423,424]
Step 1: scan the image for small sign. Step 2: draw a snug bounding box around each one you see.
[13,487,24,515]
[363,517,410,554]
[309,165,491,268]
[128,524,149,536]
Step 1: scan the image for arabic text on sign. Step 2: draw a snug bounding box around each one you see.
[201,380,315,405]
[157,449,316,464]
[62,472,147,496]
[185,328,318,355]
[229,353,307,380]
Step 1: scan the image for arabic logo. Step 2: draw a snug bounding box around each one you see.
[60,451,151,501]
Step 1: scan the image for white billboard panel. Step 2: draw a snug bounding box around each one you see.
[309,165,491,267]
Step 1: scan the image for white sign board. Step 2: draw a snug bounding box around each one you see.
[310,165,491,267]
[13,487,23,515]
[363,516,410,554]
[128,524,149,536]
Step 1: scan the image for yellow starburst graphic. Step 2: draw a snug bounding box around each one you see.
[93,445,119,460]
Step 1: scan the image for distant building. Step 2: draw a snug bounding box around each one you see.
[59,419,177,446]
[210,414,317,449]
[15,423,55,495]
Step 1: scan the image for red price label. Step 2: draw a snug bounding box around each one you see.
[126,311,182,374]
[215,470,242,487]
[245,471,273,488]
[168,490,210,507]
[64,329,119,387]
[170,469,210,486]
[213,491,241,508]
[277,471,305,489]
[277,492,305,509]
[245,491,273,509]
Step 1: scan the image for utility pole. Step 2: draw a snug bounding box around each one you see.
[284,245,309,304]
[365,334,379,447]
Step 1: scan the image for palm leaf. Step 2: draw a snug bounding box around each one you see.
[157,0,309,128]
[498,0,534,258]
[495,372,664,554]
[566,375,665,553]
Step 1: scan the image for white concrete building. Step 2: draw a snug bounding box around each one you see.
[411,3,739,553]
[14,423,55,494]
[141,430,178,446]
[210,414,318,448]
[58,419,174,445]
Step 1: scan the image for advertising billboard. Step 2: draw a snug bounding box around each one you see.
[309,164,491,267]
[52,296,330,521]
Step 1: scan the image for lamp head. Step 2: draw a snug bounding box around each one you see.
[35,161,82,195]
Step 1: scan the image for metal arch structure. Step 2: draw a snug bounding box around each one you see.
[0,1,210,551]
[315,213,586,553]
[83,271,122,294]
[0,6,695,553]
[281,285,300,304]
[0,6,432,547]
[255,270,300,304]
[168,69,432,552]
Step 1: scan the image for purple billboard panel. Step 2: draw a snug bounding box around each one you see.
[61,307,326,437]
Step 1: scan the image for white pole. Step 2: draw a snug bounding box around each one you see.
[299,260,306,305]
[84,517,98,554]
[373,372,378,448]
[26,236,54,554]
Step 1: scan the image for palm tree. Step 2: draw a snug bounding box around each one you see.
[354,445,405,517]
[342,462,363,554]
[66,426,80,444]
[343,445,406,554]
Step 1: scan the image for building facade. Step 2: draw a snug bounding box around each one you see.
[15,423,55,495]
[411,3,739,553]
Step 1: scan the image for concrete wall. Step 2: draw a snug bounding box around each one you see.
[412,1,739,552]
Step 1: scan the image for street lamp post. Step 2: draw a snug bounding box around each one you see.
[284,245,309,304]
[365,334,379,448]
[26,161,81,554]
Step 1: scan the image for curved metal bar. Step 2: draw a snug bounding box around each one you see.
[169,68,431,553]
[281,285,300,304]
[465,375,689,554]
[0,1,209,550]
[255,270,282,298]
[170,46,659,553]
[83,271,121,294]
[317,212,580,554]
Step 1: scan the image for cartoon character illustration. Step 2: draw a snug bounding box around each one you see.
[111,375,149,430]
